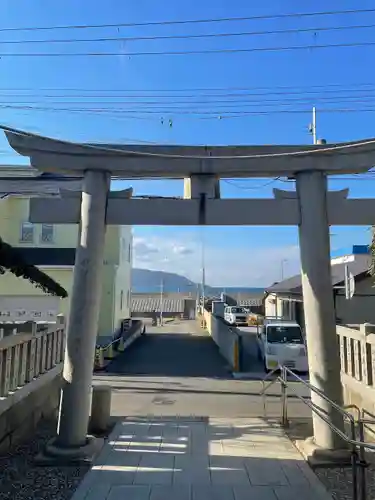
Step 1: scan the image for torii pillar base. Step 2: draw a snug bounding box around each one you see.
[34,436,104,466]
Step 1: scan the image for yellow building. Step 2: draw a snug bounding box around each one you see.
[0,173,132,338]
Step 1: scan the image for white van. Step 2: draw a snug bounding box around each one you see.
[257,320,308,373]
[224,306,247,326]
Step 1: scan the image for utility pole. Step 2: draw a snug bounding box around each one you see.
[201,232,206,312]
[308,107,317,145]
[159,279,164,326]
[312,106,317,145]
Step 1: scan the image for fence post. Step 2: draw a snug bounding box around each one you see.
[361,323,375,387]
[26,338,36,382]
[339,332,348,374]
[281,366,289,428]
[0,348,12,397]
[10,344,20,391]
[18,341,28,386]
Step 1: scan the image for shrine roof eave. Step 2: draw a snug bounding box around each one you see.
[4,127,375,178]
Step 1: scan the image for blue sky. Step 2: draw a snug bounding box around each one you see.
[0,1,374,286]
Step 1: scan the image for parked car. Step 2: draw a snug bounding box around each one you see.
[257,319,308,373]
[224,306,248,325]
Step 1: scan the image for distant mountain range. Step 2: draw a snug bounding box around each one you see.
[131,268,264,295]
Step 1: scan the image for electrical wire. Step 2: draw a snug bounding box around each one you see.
[2,23,375,45]
[223,178,282,189]
[0,82,372,93]
[1,8,374,32]
[5,104,375,117]
[3,124,375,160]
[2,40,375,57]
[6,94,375,106]
[4,88,375,100]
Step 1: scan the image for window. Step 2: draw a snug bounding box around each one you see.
[40,224,54,243]
[266,326,303,344]
[20,222,34,243]
[120,290,124,310]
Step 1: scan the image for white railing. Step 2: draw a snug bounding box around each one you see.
[0,324,65,398]
[337,323,375,388]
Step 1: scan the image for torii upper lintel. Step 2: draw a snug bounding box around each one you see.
[4,127,375,178]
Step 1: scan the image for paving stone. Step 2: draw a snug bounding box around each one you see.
[150,485,192,500]
[233,486,278,500]
[192,485,235,500]
[209,456,250,485]
[134,453,174,485]
[244,459,289,486]
[273,486,327,500]
[280,460,311,487]
[173,455,211,484]
[107,485,151,500]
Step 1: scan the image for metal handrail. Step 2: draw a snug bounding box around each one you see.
[96,320,144,352]
[260,365,375,450]
[260,365,375,500]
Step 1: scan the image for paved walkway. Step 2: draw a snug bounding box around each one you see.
[72,417,332,500]
[75,322,332,499]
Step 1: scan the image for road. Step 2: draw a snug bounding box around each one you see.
[94,321,311,420]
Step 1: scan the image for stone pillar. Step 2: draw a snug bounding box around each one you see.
[56,170,110,448]
[296,170,345,450]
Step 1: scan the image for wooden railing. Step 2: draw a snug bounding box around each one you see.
[0,325,65,398]
[337,323,375,388]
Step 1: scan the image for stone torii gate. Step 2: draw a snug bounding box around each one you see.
[4,127,375,462]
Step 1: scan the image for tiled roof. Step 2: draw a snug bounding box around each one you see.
[131,296,185,313]
[238,298,263,306]
[266,259,370,295]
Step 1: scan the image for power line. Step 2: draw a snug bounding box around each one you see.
[0,82,372,93]
[223,178,282,190]
[2,40,375,57]
[1,8,374,32]
[3,88,375,99]
[2,23,375,45]
[4,104,375,119]
[5,95,375,107]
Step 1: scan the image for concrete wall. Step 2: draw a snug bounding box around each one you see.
[203,309,240,371]
[341,373,375,440]
[337,324,375,441]
[0,366,62,453]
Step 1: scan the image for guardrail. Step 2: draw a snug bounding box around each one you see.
[94,319,145,370]
[261,365,375,500]
[0,325,65,397]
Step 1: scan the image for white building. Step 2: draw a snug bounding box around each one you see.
[264,245,374,326]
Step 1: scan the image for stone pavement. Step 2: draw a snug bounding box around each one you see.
[72,417,333,500]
